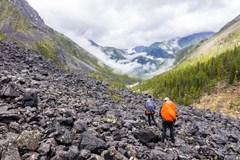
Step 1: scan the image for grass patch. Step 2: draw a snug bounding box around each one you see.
[0,32,7,40]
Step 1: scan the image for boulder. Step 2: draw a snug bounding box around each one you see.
[37,138,55,156]
[55,129,72,145]
[68,145,79,160]
[133,129,156,144]
[74,120,87,133]
[16,130,41,151]
[79,131,106,153]
[0,113,20,123]
[22,88,38,107]
[0,84,19,98]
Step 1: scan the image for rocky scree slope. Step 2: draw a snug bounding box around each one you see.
[0,0,112,76]
[0,40,239,160]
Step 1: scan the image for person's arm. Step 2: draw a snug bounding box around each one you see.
[159,105,162,118]
[173,102,177,122]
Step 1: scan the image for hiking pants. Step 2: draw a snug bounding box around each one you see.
[147,114,157,126]
[161,121,175,142]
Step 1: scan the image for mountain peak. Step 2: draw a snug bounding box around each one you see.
[9,0,45,27]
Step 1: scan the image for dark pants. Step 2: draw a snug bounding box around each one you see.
[147,114,157,126]
[161,121,175,142]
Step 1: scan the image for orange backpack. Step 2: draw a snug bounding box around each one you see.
[160,101,176,122]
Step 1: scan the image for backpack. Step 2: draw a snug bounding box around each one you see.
[160,101,176,122]
[146,100,155,113]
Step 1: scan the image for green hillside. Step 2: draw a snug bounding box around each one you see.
[135,15,240,106]
[136,46,240,105]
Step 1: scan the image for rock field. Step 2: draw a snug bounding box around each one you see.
[0,40,239,160]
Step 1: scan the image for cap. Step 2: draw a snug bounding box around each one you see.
[164,97,169,101]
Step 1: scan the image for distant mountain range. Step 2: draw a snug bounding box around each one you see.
[90,32,214,78]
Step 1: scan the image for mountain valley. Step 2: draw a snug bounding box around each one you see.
[0,0,240,159]
[0,40,239,159]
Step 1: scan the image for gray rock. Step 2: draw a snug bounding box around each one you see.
[133,129,156,144]
[0,84,19,98]
[51,150,69,160]
[1,141,21,160]
[22,88,38,107]
[79,149,91,159]
[68,145,79,160]
[87,154,104,160]
[102,146,128,160]
[6,132,19,141]
[9,122,20,132]
[149,149,166,160]
[22,152,40,160]
[38,141,51,155]
[79,131,106,152]
[56,129,72,145]
[74,120,87,133]
[0,76,12,84]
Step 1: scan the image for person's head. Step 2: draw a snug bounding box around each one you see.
[164,97,170,101]
[148,95,152,99]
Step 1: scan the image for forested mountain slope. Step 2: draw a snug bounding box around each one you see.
[135,15,240,117]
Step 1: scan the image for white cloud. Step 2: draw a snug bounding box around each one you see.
[71,35,151,75]
[26,0,240,49]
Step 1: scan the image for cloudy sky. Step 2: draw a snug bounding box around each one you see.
[26,0,240,49]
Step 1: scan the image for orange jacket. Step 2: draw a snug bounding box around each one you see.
[160,100,176,122]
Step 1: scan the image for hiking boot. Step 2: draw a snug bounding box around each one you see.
[171,139,175,143]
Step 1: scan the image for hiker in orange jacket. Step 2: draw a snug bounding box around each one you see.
[159,97,177,143]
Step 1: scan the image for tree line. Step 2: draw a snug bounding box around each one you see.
[137,46,240,106]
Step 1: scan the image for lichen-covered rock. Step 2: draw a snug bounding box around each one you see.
[103,115,117,124]
[102,146,128,160]
[16,130,41,151]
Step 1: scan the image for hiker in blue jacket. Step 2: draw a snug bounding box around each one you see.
[145,95,157,126]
